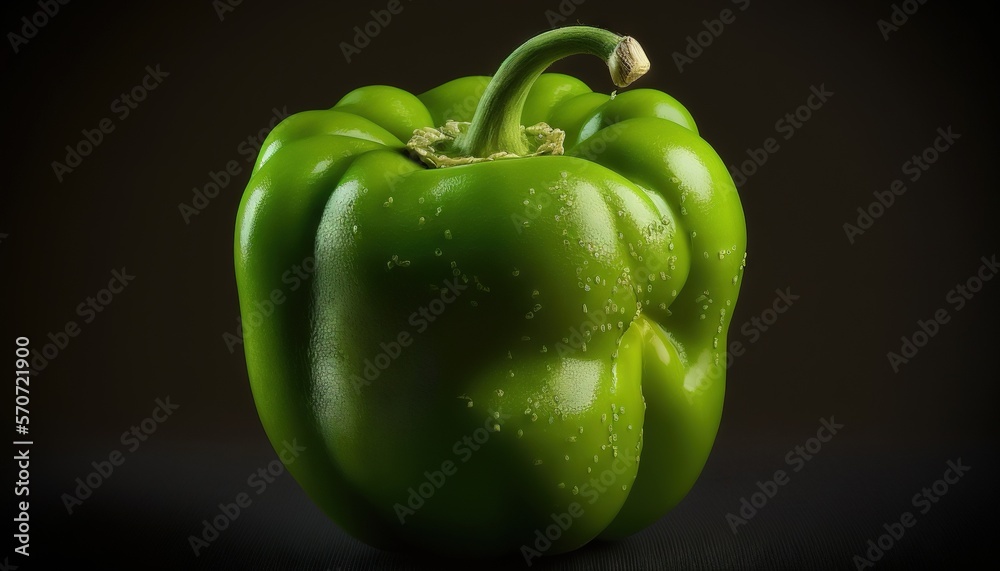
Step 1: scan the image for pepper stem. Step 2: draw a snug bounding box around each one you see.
[455,26,649,158]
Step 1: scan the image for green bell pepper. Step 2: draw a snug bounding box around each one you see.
[235,26,747,558]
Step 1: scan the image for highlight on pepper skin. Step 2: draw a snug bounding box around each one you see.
[234,25,746,558]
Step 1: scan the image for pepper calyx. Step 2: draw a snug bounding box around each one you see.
[407,120,565,168]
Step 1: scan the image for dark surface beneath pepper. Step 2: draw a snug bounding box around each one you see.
[31,440,998,569]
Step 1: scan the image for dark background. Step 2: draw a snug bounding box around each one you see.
[2,0,998,569]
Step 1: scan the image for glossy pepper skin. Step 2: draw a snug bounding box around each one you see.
[235,27,746,557]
